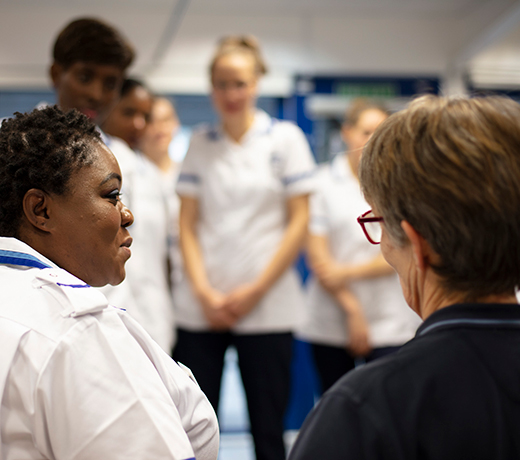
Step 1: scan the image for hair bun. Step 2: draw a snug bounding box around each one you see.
[211,35,268,76]
[218,35,259,52]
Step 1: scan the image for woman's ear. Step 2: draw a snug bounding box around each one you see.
[22,189,52,233]
[49,62,63,89]
[400,220,438,272]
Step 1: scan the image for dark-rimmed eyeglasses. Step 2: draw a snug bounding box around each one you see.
[357,210,384,245]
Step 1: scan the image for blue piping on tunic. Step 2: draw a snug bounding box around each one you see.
[0,250,51,269]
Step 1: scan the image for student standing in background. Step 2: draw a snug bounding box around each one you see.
[102,78,152,150]
[141,97,185,291]
[103,80,176,351]
[300,100,421,393]
[49,18,139,335]
[173,36,317,460]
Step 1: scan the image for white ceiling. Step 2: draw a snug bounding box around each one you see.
[0,0,519,94]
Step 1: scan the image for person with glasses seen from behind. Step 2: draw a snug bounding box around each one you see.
[290,95,520,459]
[299,99,421,394]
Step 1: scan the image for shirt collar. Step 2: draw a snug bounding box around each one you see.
[248,109,273,137]
[416,302,520,337]
[211,109,274,144]
[0,237,59,270]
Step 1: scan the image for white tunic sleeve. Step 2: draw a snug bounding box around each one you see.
[0,240,218,460]
[276,123,317,197]
[30,308,210,460]
[117,311,220,460]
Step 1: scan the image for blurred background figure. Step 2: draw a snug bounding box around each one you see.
[141,97,180,174]
[140,97,185,290]
[173,35,316,460]
[299,99,421,394]
[102,78,176,352]
[290,94,520,460]
[49,18,134,129]
[47,18,166,346]
[102,78,153,150]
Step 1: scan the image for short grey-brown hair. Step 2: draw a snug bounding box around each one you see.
[359,95,520,299]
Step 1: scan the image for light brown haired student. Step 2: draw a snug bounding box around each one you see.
[173,36,317,460]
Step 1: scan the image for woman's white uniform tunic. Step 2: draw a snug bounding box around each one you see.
[299,154,421,348]
[175,110,317,333]
[0,237,219,460]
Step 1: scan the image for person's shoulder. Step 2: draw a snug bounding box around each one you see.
[328,331,466,408]
[316,162,330,176]
[0,265,110,340]
[311,156,342,190]
[332,354,401,400]
[309,163,330,190]
[247,108,301,138]
[106,135,132,151]
[269,117,305,138]
[288,352,412,460]
[101,133,138,172]
[326,340,422,403]
[136,153,163,180]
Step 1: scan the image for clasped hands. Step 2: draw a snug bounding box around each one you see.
[197,282,266,330]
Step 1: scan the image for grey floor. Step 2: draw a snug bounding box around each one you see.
[219,433,255,460]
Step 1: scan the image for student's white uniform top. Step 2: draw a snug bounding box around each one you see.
[299,154,421,348]
[175,110,317,333]
[159,162,183,288]
[0,237,219,460]
[99,132,176,352]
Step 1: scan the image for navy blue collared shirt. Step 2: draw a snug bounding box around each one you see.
[290,302,520,460]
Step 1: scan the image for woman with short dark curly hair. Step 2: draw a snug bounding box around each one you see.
[0,105,99,236]
[0,106,219,460]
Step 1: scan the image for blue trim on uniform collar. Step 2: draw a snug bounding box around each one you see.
[251,114,278,137]
[56,282,91,288]
[206,127,220,141]
[178,173,200,184]
[0,249,52,269]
